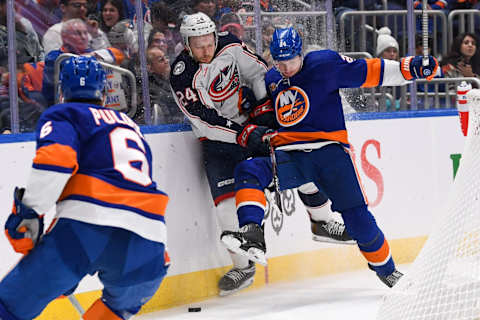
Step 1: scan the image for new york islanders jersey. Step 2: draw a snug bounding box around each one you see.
[266,50,409,150]
[22,103,168,244]
[169,32,268,143]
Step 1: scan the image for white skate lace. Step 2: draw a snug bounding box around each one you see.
[226,268,251,283]
[324,221,345,236]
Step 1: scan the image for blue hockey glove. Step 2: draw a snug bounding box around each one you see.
[5,187,44,255]
[400,55,439,81]
[237,124,276,157]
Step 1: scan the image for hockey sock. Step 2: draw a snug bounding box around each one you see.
[341,205,395,276]
[217,198,250,269]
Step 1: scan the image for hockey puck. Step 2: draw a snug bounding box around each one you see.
[188,307,201,312]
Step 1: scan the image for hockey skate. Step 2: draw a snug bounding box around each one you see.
[310,219,356,245]
[221,223,267,266]
[377,269,403,288]
[218,261,256,296]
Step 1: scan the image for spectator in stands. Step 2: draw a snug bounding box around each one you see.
[414,0,448,10]
[122,0,148,21]
[218,12,244,40]
[214,0,242,22]
[441,33,480,79]
[376,27,399,61]
[261,22,275,66]
[0,0,44,66]
[191,0,216,20]
[99,0,125,33]
[145,46,184,124]
[376,27,401,110]
[107,19,137,64]
[415,34,433,56]
[147,29,168,53]
[42,18,124,105]
[446,0,480,11]
[149,1,182,59]
[42,0,109,55]
[0,0,46,132]
[16,0,62,39]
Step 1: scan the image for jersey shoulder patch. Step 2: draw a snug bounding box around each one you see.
[173,61,185,75]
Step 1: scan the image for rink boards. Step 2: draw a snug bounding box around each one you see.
[0,110,465,318]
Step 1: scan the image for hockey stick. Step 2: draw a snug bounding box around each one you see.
[265,136,283,213]
[422,0,429,67]
[67,294,85,316]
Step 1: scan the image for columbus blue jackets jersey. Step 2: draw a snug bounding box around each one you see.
[169,32,268,143]
[266,50,408,150]
[22,103,168,244]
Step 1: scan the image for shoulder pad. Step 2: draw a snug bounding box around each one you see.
[217,32,242,51]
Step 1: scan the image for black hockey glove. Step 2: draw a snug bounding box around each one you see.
[237,124,275,157]
[248,98,277,129]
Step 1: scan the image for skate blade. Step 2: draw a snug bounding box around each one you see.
[312,235,356,245]
[218,277,254,297]
[221,236,268,266]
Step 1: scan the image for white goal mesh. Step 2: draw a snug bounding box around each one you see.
[376,89,480,320]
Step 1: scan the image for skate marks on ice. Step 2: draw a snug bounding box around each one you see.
[137,267,403,320]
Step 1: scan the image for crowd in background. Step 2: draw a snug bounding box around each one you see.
[1,0,480,133]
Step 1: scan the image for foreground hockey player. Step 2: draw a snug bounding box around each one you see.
[221,27,440,288]
[0,56,169,319]
[170,13,353,296]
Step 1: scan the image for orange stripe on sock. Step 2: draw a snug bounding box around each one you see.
[33,143,78,173]
[361,58,382,88]
[59,174,168,216]
[83,299,122,320]
[236,188,266,208]
[361,239,390,264]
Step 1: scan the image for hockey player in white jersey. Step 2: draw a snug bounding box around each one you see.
[170,12,354,296]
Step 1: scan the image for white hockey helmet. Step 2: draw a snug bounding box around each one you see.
[180,12,217,56]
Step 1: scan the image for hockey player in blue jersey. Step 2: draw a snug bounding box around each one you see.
[0,56,170,319]
[221,27,440,287]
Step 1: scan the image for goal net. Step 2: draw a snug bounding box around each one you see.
[376,89,480,320]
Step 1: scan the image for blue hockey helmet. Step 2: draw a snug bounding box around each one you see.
[60,56,106,101]
[270,27,303,61]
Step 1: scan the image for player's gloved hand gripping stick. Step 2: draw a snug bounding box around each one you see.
[4,187,86,316]
[5,187,44,255]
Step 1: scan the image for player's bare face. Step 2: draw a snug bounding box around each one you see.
[190,34,216,64]
[275,56,302,78]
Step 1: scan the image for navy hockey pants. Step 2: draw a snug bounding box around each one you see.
[0,218,169,319]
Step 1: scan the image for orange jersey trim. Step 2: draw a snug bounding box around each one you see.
[33,143,79,174]
[59,174,168,217]
[361,239,390,264]
[271,130,349,147]
[236,188,267,208]
[361,58,382,88]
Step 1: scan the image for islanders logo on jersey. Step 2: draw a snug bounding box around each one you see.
[208,63,240,102]
[275,86,310,127]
